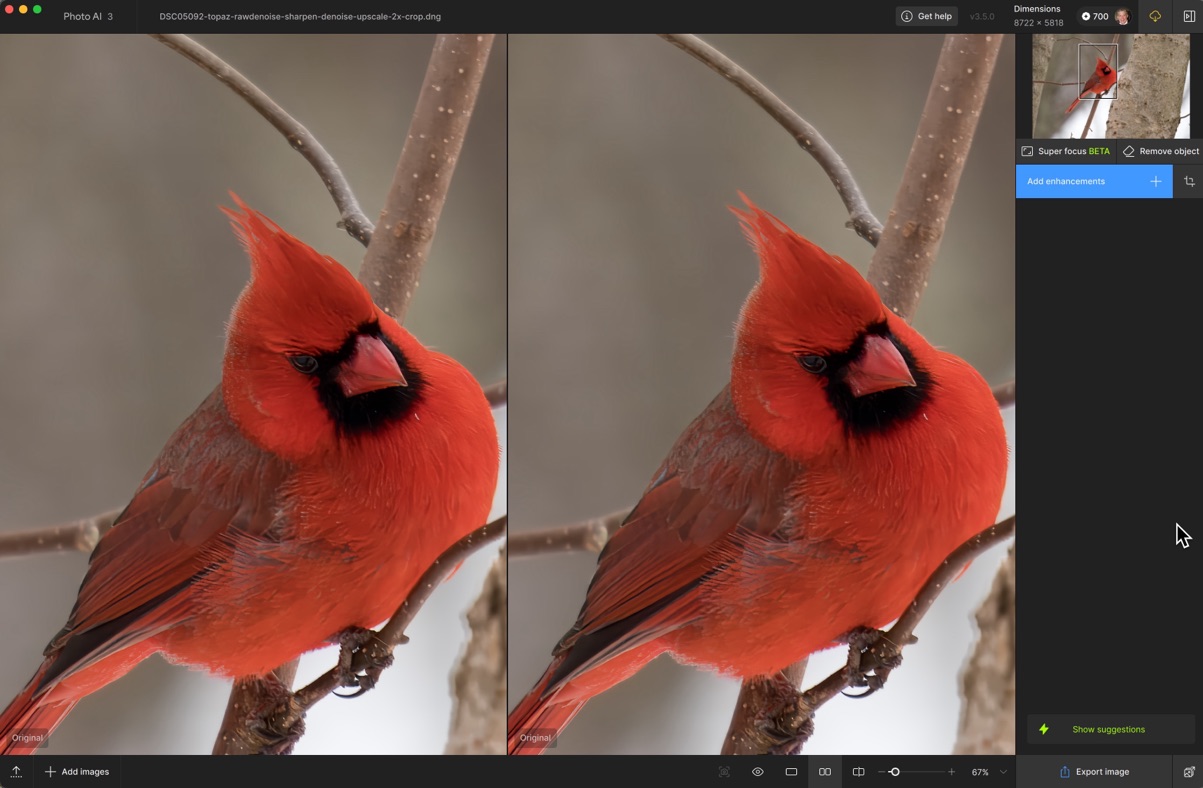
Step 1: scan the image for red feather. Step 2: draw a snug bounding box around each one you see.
[509,196,1007,754]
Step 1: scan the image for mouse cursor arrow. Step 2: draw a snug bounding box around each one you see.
[1176,523,1192,549]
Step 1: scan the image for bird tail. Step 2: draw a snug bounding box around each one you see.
[0,665,76,755]
[507,656,586,755]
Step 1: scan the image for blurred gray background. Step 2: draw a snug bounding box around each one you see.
[0,35,506,753]
[508,34,1016,754]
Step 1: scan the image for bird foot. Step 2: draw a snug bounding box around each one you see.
[725,673,815,756]
[239,673,306,755]
[251,700,306,755]
[840,626,912,698]
[333,626,395,698]
[757,673,816,755]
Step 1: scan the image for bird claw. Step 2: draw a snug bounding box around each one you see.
[840,626,909,698]
[333,626,395,698]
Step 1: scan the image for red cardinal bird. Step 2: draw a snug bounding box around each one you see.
[1,196,499,754]
[1066,57,1117,113]
[508,197,1008,754]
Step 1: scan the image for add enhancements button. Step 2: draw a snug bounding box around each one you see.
[1016,165,1174,198]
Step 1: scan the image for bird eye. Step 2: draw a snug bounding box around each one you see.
[289,355,320,375]
[798,355,827,374]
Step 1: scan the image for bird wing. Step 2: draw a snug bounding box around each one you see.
[40,386,288,688]
[548,385,801,687]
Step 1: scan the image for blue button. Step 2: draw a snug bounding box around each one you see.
[1016,165,1174,198]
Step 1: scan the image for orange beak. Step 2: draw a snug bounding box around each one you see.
[336,334,407,397]
[844,334,916,398]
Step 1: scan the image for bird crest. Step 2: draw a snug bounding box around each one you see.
[222,193,377,355]
[730,194,884,356]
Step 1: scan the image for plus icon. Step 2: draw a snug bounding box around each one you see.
[1151,176,1163,187]
[44,765,57,778]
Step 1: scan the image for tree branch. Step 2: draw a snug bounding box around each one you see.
[953,545,1016,754]
[483,379,507,408]
[0,508,120,561]
[1107,33,1190,138]
[149,34,374,246]
[1032,35,1056,135]
[445,547,507,754]
[358,34,495,323]
[509,507,630,559]
[659,34,882,247]
[866,34,1003,322]
[993,379,1015,409]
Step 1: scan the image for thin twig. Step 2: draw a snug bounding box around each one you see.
[659,34,882,246]
[359,34,495,323]
[509,508,631,559]
[0,508,120,560]
[149,34,374,246]
[993,379,1015,409]
[483,379,507,409]
[866,34,1003,323]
